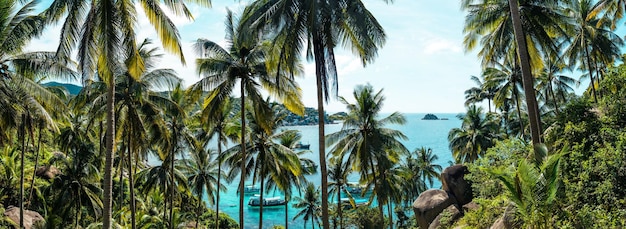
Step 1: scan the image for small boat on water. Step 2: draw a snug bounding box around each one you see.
[294,142,310,150]
[248,195,286,207]
[244,184,260,194]
[346,182,372,195]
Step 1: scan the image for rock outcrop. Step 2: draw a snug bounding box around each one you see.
[413,164,473,229]
[3,206,44,229]
[35,165,61,180]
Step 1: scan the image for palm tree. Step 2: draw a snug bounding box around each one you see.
[191,10,303,229]
[448,105,502,163]
[224,104,303,229]
[41,0,211,226]
[179,148,224,229]
[261,127,316,229]
[244,1,389,227]
[482,58,526,137]
[462,0,570,146]
[464,75,496,112]
[489,147,561,228]
[293,182,322,229]
[564,0,623,103]
[83,38,180,228]
[161,84,197,229]
[591,0,626,29]
[327,84,408,221]
[327,157,353,229]
[50,130,103,228]
[413,147,442,188]
[536,57,578,116]
[136,147,188,227]
[194,96,236,229]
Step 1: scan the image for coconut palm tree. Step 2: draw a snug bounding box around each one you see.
[327,156,353,229]
[41,0,211,226]
[193,96,237,229]
[161,84,197,229]
[327,84,408,221]
[448,105,502,163]
[564,0,623,103]
[591,0,626,29]
[244,1,389,227]
[536,57,578,116]
[190,10,303,229]
[267,128,315,229]
[179,148,224,229]
[293,182,322,229]
[482,58,526,137]
[413,147,442,188]
[465,75,497,112]
[223,104,303,228]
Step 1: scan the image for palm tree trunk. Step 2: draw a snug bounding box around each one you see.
[368,159,384,223]
[119,142,124,218]
[103,62,117,229]
[170,143,175,229]
[337,187,342,229]
[28,121,43,208]
[215,140,222,229]
[584,45,598,103]
[285,200,289,229]
[513,89,524,137]
[127,134,136,229]
[239,84,247,229]
[509,0,542,147]
[19,114,26,229]
[548,81,559,115]
[259,155,265,229]
[313,37,330,229]
[196,200,201,229]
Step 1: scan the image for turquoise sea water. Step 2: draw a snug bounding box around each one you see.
[209,113,462,229]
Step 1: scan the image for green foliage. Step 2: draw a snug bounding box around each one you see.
[454,196,509,229]
[344,206,386,229]
[200,211,239,229]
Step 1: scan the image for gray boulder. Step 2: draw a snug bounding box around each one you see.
[3,206,44,229]
[413,189,453,229]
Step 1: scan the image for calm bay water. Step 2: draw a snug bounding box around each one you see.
[210,113,462,229]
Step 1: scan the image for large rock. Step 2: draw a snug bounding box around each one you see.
[428,202,478,229]
[413,189,453,229]
[35,165,61,180]
[441,164,473,205]
[3,206,44,229]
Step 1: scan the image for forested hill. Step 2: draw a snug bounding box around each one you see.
[42,82,82,95]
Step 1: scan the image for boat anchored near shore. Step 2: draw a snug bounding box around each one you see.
[248,195,286,207]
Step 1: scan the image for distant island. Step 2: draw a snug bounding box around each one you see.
[422,113,440,120]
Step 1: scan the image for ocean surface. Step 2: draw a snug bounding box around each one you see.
[209,113,462,229]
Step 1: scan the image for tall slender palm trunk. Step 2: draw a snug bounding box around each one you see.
[239,84,247,229]
[259,157,265,229]
[127,135,136,229]
[170,140,176,229]
[103,72,116,229]
[584,45,598,103]
[19,114,26,229]
[28,122,43,207]
[215,139,223,229]
[337,187,343,229]
[509,0,542,147]
[313,37,330,229]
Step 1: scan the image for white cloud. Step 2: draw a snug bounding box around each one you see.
[423,39,462,55]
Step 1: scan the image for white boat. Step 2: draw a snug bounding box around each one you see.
[248,195,286,207]
[244,184,260,194]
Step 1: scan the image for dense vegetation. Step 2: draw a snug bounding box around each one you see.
[2,0,626,228]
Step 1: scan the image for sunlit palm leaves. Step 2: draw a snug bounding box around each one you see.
[448,105,502,163]
[327,84,408,220]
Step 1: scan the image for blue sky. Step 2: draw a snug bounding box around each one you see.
[27,0,583,114]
